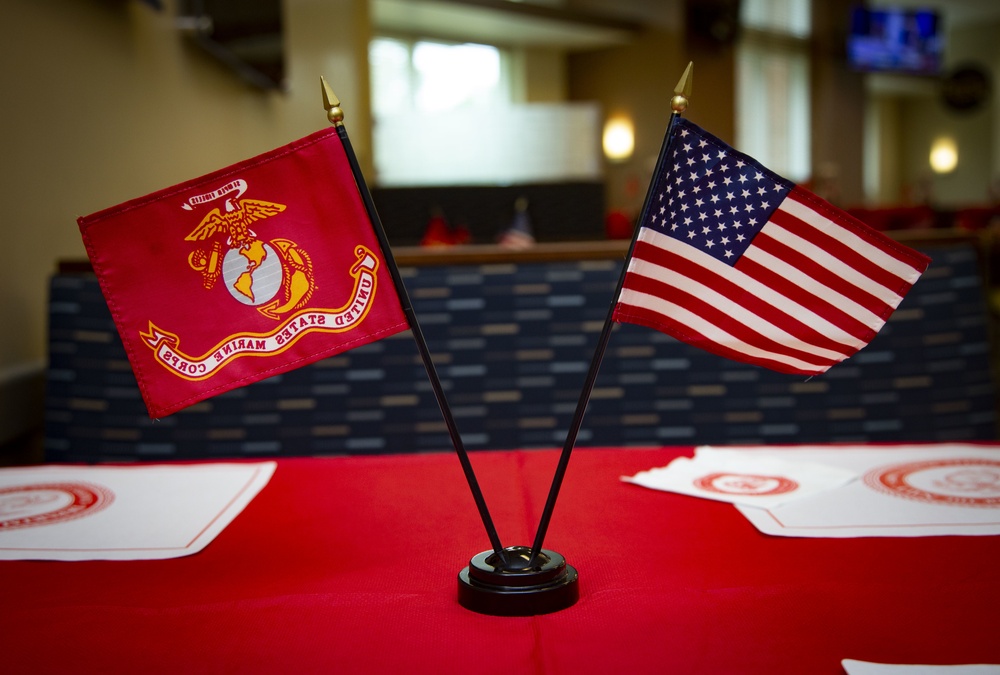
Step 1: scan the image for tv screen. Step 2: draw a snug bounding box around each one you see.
[847,6,943,75]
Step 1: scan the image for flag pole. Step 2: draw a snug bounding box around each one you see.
[321,78,508,565]
[528,63,694,564]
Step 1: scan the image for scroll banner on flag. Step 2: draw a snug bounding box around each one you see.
[613,118,931,376]
[79,128,409,418]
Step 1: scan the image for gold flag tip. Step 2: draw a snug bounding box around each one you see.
[320,76,344,125]
[671,62,693,113]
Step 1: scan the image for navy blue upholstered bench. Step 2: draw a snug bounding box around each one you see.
[44,242,998,462]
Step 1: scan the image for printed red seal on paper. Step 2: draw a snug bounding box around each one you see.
[0,482,115,530]
[864,458,1000,508]
[693,473,799,496]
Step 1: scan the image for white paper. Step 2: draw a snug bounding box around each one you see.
[622,446,857,508]
[714,444,1000,537]
[842,659,1000,674]
[0,462,276,560]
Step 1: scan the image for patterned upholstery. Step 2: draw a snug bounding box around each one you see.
[44,244,998,462]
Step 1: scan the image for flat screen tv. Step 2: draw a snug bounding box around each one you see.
[847,6,943,75]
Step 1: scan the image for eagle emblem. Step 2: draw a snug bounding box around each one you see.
[182,179,315,319]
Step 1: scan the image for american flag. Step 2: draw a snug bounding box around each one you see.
[613,118,931,376]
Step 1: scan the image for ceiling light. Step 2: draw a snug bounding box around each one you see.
[929,137,958,174]
[603,117,634,162]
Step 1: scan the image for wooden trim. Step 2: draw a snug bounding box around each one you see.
[886,228,982,247]
[393,240,630,266]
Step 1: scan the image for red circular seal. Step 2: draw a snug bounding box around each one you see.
[0,482,114,530]
[863,458,1000,508]
[693,472,799,496]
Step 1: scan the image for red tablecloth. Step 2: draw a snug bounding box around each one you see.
[3,447,999,673]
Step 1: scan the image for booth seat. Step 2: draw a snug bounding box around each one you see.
[44,241,998,463]
[846,205,1000,233]
[846,206,938,231]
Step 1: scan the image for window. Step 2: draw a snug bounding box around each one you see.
[369,37,600,187]
[736,0,811,182]
[741,0,810,38]
[370,38,506,117]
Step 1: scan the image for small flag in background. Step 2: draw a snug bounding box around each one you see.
[420,208,454,247]
[613,118,931,376]
[79,128,409,418]
[497,196,535,250]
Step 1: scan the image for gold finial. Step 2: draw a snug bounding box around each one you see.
[671,61,693,113]
[321,76,344,126]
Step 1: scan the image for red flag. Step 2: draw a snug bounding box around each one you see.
[79,128,409,418]
[613,118,931,376]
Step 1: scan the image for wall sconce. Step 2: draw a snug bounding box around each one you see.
[603,117,634,162]
[929,137,958,174]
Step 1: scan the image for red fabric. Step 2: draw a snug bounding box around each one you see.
[954,206,1000,231]
[605,210,634,240]
[3,447,998,673]
[420,214,454,247]
[78,129,409,418]
[846,206,936,231]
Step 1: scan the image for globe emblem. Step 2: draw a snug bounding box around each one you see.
[220,240,283,306]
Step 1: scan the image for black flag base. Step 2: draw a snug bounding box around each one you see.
[458,546,579,616]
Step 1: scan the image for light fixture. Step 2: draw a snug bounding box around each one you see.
[929,137,958,174]
[603,117,634,162]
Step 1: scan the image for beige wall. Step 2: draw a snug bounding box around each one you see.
[566,5,735,221]
[511,47,568,103]
[568,26,686,219]
[811,0,866,207]
[0,0,371,382]
[868,17,1000,206]
[870,96,904,205]
[917,19,998,207]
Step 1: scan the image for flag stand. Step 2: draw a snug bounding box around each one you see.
[460,64,692,615]
[526,63,693,567]
[323,78,585,616]
[321,79,509,569]
[320,67,693,615]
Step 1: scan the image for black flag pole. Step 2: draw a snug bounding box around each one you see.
[527,63,694,564]
[321,78,508,565]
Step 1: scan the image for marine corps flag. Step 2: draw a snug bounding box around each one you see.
[79,128,409,418]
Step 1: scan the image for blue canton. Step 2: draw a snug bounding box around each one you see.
[647,119,794,267]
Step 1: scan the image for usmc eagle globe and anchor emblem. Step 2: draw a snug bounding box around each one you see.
[139,178,385,381]
[184,178,315,319]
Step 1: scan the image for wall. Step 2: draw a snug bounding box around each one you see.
[511,47,568,103]
[921,18,998,207]
[0,0,371,443]
[869,96,904,205]
[811,0,866,207]
[870,15,1000,207]
[566,8,736,222]
[568,25,680,219]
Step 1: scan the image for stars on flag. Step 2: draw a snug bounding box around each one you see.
[651,123,793,266]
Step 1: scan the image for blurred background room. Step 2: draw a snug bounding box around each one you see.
[3,0,1000,462]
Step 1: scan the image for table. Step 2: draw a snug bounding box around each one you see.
[3,447,999,673]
